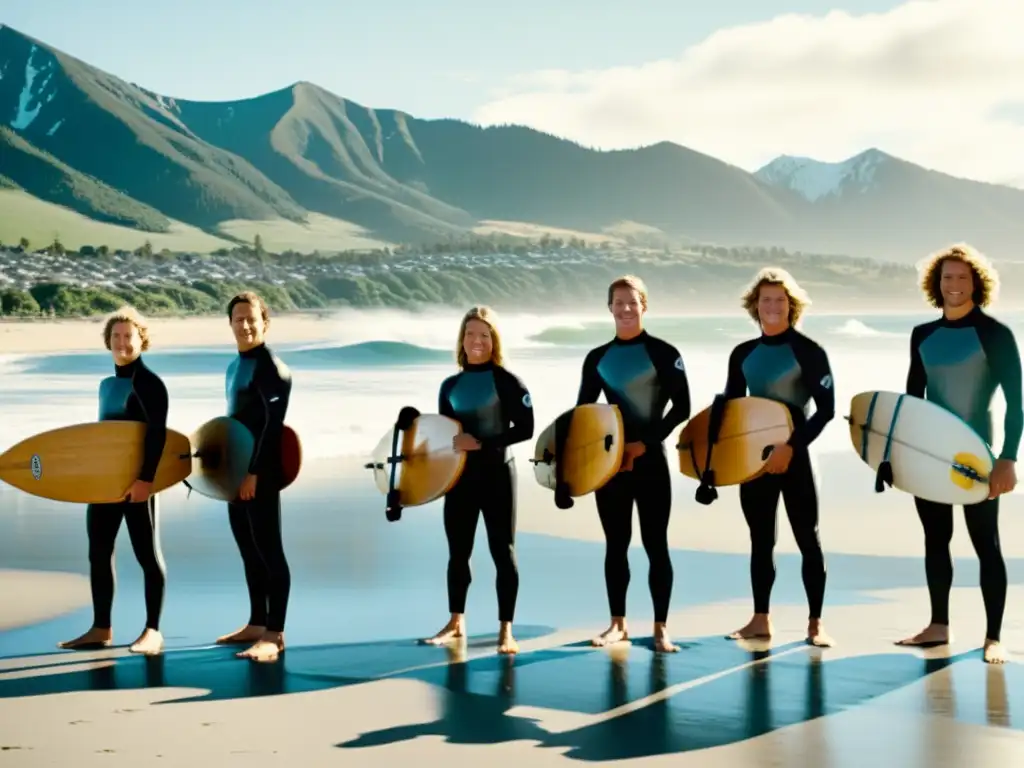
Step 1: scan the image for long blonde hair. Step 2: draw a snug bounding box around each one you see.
[740,266,811,327]
[455,305,504,369]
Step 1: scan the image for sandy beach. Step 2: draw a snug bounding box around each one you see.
[1,457,1023,765]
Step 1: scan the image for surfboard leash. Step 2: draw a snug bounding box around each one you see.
[694,395,728,506]
[843,410,990,487]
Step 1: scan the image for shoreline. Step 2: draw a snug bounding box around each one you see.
[0,569,89,632]
[5,302,1023,356]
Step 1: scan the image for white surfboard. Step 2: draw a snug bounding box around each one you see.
[846,390,994,506]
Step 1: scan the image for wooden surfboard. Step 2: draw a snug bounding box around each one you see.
[531,404,624,496]
[0,421,192,504]
[365,409,466,517]
[847,390,994,505]
[186,416,303,502]
[677,396,794,486]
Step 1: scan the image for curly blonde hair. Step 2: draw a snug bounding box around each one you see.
[917,243,999,309]
[740,267,811,327]
[102,305,151,351]
[455,305,504,369]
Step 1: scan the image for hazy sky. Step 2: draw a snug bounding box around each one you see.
[6,0,1022,184]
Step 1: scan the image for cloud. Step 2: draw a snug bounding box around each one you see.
[470,0,1024,185]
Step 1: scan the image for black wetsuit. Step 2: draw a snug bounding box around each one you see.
[576,331,691,623]
[90,356,168,631]
[438,361,534,623]
[724,327,835,619]
[225,343,293,633]
[906,306,1022,642]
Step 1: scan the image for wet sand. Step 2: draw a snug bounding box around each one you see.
[1,458,1023,765]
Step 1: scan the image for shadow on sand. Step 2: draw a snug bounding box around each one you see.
[1,625,1021,761]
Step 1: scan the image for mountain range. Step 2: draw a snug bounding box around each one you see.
[1,23,1022,264]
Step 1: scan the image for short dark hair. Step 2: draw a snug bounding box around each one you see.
[227,291,270,323]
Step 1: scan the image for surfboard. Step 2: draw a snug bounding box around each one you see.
[0,421,193,504]
[364,407,466,521]
[531,404,625,496]
[846,390,994,505]
[186,416,303,502]
[676,396,794,486]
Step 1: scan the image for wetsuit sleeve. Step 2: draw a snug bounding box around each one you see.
[479,368,535,451]
[438,376,457,419]
[906,326,927,398]
[576,349,604,406]
[985,322,1023,461]
[136,372,169,483]
[644,339,691,446]
[724,344,749,399]
[248,355,292,476]
[787,338,835,449]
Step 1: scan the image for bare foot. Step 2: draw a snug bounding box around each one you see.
[592,620,629,647]
[216,624,266,645]
[727,614,772,640]
[806,620,835,648]
[237,631,284,663]
[984,639,1008,664]
[422,615,465,646]
[497,622,519,655]
[895,623,950,648]
[653,623,679,653]
[57,627,112,650]
[129,628,164,656]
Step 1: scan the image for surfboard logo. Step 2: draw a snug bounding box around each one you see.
[820,374,833,389]
[523,393,532,408]
[674,356,685,372]
[30,454,42,480]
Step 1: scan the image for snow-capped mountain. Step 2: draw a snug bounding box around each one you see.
[754,150,889,202]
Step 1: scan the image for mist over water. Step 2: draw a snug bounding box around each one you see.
[0,306,1020,471]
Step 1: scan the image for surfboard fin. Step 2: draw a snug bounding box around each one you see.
[875,460,894,493]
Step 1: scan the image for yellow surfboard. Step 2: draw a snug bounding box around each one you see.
[531,404,625,496]
[677,396,794,486]
[0,421,192,504]
[365,407,467,520]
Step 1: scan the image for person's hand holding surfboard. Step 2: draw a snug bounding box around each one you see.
[124,478,153,503]
[238,473,257,501]
[618,441,646,472]
[763,442,794,474]
[988,459,1017,499]
[452,433,481,452]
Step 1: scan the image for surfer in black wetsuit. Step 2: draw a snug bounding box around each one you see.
[721,268,835,648]
[215,291,294,664]
[895,244,1020,665]
[575,275,691,653]
[424,306,534,655]
[58,306,168,655]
